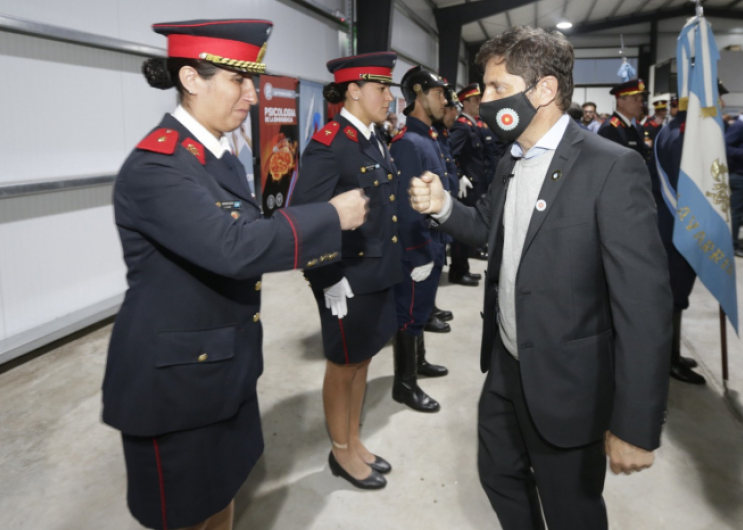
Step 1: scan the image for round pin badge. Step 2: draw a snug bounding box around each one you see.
[536,199,547,212]
[551,170,562,181]
[496,108,519,131]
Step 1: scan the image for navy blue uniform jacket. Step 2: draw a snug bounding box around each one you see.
[103,114,341,436]
[390,116,450,268]
[449,114,488,204]
[290,115,403,294]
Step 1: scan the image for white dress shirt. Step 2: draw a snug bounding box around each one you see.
[172,105,232,159]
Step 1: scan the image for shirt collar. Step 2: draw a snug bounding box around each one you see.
[510,114,570,160]
[615,110,633,127]
[172,105,232,159]
[461,112,477,124]
[341,107,373,140]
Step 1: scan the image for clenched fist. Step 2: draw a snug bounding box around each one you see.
[605,431,655,475]
[329,188,369,231]
[408,171,446,215]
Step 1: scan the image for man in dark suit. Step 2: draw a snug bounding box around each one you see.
[409,26,672,530]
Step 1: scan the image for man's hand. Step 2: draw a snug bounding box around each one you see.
[329,189,369,230]
[458,176,473,199]
[605,431,655,475]
[409,171,446,215]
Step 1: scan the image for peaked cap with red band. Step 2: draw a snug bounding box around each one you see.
[153,19,273,74]
[610,78,646,98]
[457,83,481,102]
[326,52,398,85]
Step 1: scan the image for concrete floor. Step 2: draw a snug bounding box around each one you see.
[1,258,742,530]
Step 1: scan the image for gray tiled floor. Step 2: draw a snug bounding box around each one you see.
[1,258,741,529]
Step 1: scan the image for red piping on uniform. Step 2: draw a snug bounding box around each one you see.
[152,439,168,530]
[400,278,416,332]
[277,210,299,269]
[338,319,350,364]
[153,20,272,28]
[405,239,431,251]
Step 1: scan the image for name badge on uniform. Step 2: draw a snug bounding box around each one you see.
[360,164,380,173]
[628,141,638,146]
[216,200,241,210]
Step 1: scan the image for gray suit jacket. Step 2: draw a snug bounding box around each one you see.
[437,119,672,450]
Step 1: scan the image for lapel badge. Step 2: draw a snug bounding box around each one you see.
[535,199,547,212]
[231,211,240,219]
[551,170,562,181]
[344,126,358,142]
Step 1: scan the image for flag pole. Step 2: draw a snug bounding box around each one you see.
[720,306,729,383]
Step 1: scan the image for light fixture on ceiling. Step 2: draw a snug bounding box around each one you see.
[556,21,573,29]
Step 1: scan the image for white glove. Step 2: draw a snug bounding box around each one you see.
[323,277,354,319]
[411,262,434,282]
[458,176,473,199]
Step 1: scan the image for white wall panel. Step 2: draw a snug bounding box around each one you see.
[0,186,126,339]
[391,5,437,70]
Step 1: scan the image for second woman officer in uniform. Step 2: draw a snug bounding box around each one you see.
[103,19,367,530]
[290,52,402,490]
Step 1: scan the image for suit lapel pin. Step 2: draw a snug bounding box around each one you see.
[551,170,561,181]
[536,199,547,212]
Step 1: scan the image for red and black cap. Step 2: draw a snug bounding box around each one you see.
[610,78,646,97]
[457,83,481,102]
[326,52,398,85]
[153,19,273,74]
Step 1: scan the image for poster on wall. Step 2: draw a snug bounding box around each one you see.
[227,112,255,198]
[259,75,299,217]
[287,79,326,206]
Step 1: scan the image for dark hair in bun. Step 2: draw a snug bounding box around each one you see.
[323,80,368,104]
[142,57,219,99]
[142,58,173,89]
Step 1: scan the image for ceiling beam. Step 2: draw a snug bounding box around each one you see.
[463,0,490,40]
[433,0,536,26]
[608,0,626,19]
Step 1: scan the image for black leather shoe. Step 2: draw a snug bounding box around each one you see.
[678,356,698,368]
[469,272,482,280]
[328,452,386,489]
[393,332,441,413]
[425,315,451,333]
[735,249,743,258]
[432,306,453,322]
[670,363,706,385]
[448,272,479,286]
[368,455,392,474]
[471,250,488,260]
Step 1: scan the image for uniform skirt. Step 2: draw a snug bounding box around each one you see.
[121,393,263,530]
[314,286,397,365]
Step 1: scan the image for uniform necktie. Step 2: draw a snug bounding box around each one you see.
[369,131,384,156]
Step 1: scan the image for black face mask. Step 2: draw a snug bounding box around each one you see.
[479,85,537,143]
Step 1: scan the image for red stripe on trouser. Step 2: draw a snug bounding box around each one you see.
[338,319,350,364]
[400,278,416,332]
[152,438,168,530]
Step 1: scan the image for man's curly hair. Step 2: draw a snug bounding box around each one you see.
[475,26,574,111]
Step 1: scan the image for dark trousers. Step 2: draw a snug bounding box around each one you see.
[394,264,442,335]
[478,351,608,530]
[450,239,471,275]
[730,172,743,250]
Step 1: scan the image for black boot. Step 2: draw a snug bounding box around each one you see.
[670,310,705,385]
[392,332,440,412]
[416,334,448,377]
[432,305,453,322]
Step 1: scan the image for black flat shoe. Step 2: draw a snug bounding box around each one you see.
[670,363,706,385]
[448,272,479,286]
[368,455,392,474]
[432,306,453,322]
[424,315,451,333]
[678,355,698,368]
[328,452,387,490]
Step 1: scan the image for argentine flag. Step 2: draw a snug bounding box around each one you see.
[671,15,738,332]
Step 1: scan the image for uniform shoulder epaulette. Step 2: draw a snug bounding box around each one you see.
[610,116,622,128]
[311,121,341,146]
[457,116,473,126]
[391,126,408,143]
[136,128,180,155]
